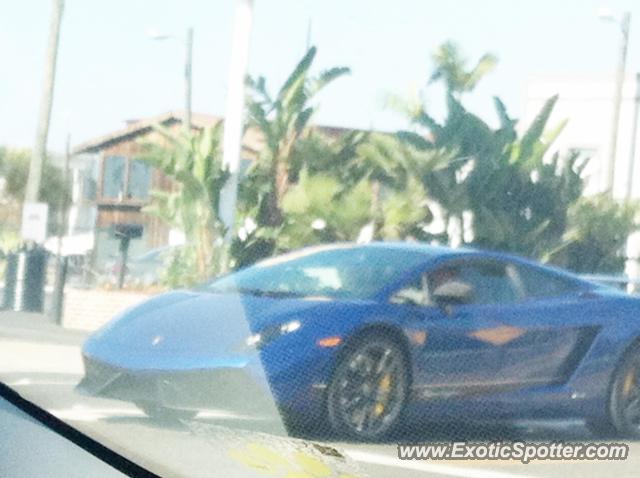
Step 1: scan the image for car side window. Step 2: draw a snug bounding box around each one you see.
[428,260,520,305]
[390,275,427,306]
[515,264,581,299]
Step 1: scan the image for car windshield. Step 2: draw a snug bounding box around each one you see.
[206,244,428,299]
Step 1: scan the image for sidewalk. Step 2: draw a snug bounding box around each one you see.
[0,311,86,379]
[0,310,87,346]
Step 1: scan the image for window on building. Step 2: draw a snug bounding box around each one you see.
[101,156,152,201]
[127,159,152,200]
[82,157,99,201]
[102,155,125,199]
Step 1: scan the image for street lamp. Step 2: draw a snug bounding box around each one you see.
[598,8,631,196]
[148,27,194,133]
[219,0,255,250]
[626,73,640,200]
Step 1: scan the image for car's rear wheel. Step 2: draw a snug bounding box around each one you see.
[327,335,409,440]
[599,343,640,438]
[136,402,197,422]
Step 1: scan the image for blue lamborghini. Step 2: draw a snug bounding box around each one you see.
[79,242,640,440]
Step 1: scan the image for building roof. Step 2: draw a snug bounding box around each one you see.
[72,110,405,157]
[73,110,265,155]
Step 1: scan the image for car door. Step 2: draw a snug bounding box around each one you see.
[392,258,519,395]
[492,262,601,386]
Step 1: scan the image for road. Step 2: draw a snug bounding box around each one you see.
[1,311,639,478]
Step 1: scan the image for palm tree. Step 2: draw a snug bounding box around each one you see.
[398,55,585,258]
[429,41,498,97]
[140,124,229,284]
[394,92,497,243]
[349,133,450,238]
[246,46,350,227]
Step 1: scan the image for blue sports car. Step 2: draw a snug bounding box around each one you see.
[79,242,640,440]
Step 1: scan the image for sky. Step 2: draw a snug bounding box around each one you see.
[3,0,640,153]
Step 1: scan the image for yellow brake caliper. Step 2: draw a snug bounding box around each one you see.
[623,369,636,397]
[375,374,392,416]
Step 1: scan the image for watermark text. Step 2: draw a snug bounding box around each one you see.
[397,441,629,464]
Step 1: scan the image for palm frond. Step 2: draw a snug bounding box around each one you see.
[519,95,558,162]
[307,67,350,96]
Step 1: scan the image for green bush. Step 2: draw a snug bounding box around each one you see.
[549,195,639,274]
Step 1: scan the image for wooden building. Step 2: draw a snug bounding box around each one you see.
[73,111,263,266]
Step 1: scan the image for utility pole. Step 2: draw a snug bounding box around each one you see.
[147,27,194,133]
[51,134,71,325]
[25,0,64,203]
[626,72,640,200]
[56,134,72,258]
[624,74,640,295]
[219,0,254,247]
[604,11,631,196]
[184,27,193,133]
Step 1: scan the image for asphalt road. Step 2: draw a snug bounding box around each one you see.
[1,311,639,478]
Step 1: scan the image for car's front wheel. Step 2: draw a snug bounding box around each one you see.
[327,334,409,440]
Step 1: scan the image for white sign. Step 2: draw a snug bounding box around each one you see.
[21,202,49,243]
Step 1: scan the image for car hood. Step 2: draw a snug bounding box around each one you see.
[83,289,332,369]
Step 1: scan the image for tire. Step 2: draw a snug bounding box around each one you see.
[584,417,618,438]
[601,343,640,438]
[327,334,409,440]
[279,409,324,438]
[137,402,197,422]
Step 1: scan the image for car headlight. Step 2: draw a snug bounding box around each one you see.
[245,320,301,349]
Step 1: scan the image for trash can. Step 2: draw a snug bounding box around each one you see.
[4,247,49,313]
[2,253,18,310]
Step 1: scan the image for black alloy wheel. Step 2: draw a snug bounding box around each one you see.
[327,335,409,440]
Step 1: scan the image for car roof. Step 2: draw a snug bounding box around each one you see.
[360,241,587,282]
[360,241,477,258]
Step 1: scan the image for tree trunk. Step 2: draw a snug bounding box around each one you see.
[276,159,289,204]
[443,211,450,244]
[261,157,284,227]
[370,180,382,239]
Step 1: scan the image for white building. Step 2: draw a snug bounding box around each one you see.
[524,75,640,282]
[44,152,98,257]
[523,75,640,198]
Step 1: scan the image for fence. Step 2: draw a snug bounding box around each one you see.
[1,252,152,331]
[62,287,152,330]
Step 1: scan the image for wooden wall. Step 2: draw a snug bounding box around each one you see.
[93,126,182,250]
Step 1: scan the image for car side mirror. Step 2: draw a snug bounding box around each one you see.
[432,280,473,313]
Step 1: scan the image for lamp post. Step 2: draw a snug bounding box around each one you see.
[598,8,631,196]
[148,27,194,133]
[626,73,640,200]
[219,0,255,247]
